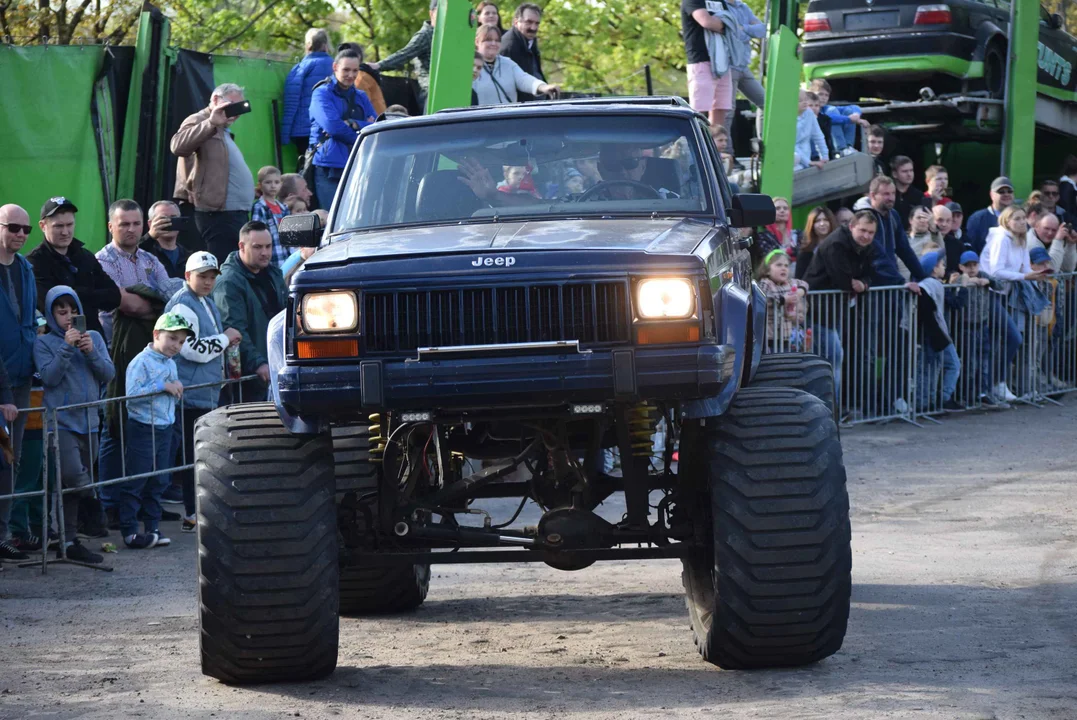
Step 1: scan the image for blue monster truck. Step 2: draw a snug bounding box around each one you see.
[193,97,851,684]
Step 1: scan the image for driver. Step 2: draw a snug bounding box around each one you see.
[598,145,647,185]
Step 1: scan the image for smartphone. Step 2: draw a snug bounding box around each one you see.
[167,216,192,233]
[223,100,251,118]
[73,315,86,333]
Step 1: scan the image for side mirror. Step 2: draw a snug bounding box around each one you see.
[727,193,776,228]
[279,213,323,248]
[1050,12,1064,29]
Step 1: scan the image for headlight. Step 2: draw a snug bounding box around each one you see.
[636,278,696,319]
[301,292,358,333]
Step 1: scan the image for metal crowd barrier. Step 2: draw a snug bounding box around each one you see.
[1,374,258,573]
[764,272,1077,426]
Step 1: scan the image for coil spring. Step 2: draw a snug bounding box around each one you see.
[628,403,657,457]
[368,413,386,463]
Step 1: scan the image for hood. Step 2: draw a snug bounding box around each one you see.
[45,285,84,335]
[307,218,715,268]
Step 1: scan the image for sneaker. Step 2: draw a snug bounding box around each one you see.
[160,509,182,522]
[0,540,30,561]
[893,397,909,415]
[153,533,171,547]
[161,486,184,505]
[124,533,159,550]
[182,515,197,533]
[995,382,1018,402]
[11,534,43,553]
[943,399,963,412]
[62,541,104,564]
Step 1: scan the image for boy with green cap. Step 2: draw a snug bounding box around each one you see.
[119,312,192,549]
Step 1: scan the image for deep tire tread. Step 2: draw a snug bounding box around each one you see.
[750,353,837,421]
[682,387,851,669]
[197,403,339,684]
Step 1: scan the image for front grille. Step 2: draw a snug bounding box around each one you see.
[363,282,630,353]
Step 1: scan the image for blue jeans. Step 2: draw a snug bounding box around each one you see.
[117,419,174,537]
[812,325,844,402]
[921,343,961,402]
[97,421,123,509]
[983,299,1022,389]
[313,165,343,212]
[829,105,862,151]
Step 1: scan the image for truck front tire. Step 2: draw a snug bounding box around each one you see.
[332,425,431,614]
[681,387,851,669]
[196,404,339,684]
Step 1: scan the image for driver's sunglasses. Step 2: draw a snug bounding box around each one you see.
[618,157,641,171]
[0,222,32,236]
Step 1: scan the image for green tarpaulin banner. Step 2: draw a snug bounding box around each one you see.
[0,46,108,253]
[213,55,298,178]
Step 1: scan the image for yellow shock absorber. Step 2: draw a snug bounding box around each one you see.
[368,413,386,463]
[628,403,657,457]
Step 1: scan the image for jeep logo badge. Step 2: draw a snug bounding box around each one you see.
[471,256,516,267]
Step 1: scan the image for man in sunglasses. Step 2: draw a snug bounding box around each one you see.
[1039,180,1072,224]
[966,176,1016,255]
[27,197,121,338]
[0,204,39,561]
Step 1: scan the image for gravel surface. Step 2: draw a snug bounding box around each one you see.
[2,400,1076,719]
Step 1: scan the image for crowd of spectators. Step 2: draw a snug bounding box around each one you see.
[755,144,1077,420]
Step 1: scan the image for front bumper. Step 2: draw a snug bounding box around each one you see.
[277,344,735,416]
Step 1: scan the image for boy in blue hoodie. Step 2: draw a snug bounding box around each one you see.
[164,251,241,532]
[34,286,115,563]
[810,79,870,155]
[120,312,193,549]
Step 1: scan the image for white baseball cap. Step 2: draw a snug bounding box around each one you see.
[185,251,219,275]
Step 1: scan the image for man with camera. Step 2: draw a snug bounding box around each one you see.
[1027,209,1077,273]
[171,83,255,266]
[139,201,191,279]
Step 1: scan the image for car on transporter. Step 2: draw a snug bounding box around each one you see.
[192,97,853,684]
[801,0,1077,102]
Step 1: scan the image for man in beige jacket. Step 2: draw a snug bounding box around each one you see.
[171,83,255,266]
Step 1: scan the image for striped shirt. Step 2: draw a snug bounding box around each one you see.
[96,243,174,342]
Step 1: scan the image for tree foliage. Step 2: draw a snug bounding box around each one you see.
[3,0,772,97]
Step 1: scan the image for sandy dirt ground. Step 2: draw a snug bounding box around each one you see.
[2,399,1076,719]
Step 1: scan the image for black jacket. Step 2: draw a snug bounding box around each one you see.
[1059,178,1077,220]
[894,184,929,231]
[814,114,836,161]
[943,231,973,278]
[801,227,877,293]
[794,247,814,280]
[499,27,544,101]
[139,234,191,279]
[26,238,121,336]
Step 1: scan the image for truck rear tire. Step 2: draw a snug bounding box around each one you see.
[751,352,837,421]
[681,387,851,669]
[332,425,431,614]
[196,403,339,684]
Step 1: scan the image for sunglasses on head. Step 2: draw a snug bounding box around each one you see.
[0,222,32,235]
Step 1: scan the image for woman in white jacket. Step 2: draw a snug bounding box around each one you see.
[981,206,1049,282]
[473,25,558,106]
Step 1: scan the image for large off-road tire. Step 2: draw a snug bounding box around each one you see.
[196,403,339,684]
[681,387,851,669]
[983,40,1007,98]
[332,424,430,614]
[750,353,837,421]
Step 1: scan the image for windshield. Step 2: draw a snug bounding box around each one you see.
[332,114,713,233]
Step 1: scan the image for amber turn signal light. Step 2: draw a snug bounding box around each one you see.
[636,325,700,345]
[296,338,359,359]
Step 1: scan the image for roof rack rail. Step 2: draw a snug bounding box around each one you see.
[435,95,693,114]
